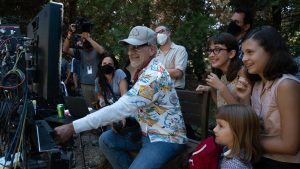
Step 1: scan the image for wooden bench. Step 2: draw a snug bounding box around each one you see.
[162,90,211,169]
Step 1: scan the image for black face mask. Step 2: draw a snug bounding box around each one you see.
[101,65,114,74]
[83,41,93,50]
[227,21,242,36]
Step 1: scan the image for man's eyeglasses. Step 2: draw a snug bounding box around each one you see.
[155,29,166,34]
[128,43,148,51]
[207,48,228,55]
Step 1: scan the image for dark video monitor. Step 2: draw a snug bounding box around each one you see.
[27,2,63,103]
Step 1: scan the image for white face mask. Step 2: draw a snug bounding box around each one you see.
[157,33,168,45]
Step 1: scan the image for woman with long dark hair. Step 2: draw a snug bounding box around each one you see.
[237,26,300,169]
[95,54,127,107]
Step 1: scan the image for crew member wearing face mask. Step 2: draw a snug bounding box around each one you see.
[95,55,127,108]
[155,25,188,89]
[63,23,106,106]
[227,7,253,59]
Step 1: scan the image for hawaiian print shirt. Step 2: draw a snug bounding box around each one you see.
[73,58,187,144]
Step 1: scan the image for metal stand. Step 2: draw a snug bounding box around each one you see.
[60,82,87,169]
[78,133,86,169]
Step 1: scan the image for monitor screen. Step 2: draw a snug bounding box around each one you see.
[27,2,63,103]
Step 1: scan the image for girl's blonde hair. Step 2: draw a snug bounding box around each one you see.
[215,104,262,163]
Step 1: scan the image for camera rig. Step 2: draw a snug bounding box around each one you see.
[72,17,94,34]
[0,32,75,169]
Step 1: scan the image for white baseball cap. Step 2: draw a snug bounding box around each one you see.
[119,26,156,46]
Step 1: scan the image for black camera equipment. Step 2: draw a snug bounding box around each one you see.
[0,2,77,169]
[72,16,94,34]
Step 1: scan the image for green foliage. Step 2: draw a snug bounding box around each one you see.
[2,0,299,88]
[0,0,48,33]
[73,0,216,86]
[151,0,217,81]
[229,0,300,55]
[74,0,155,66]
[174,13,217,80]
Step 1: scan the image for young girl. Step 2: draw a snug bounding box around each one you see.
[196,33,250,107]
[214,104,261,169]
[237,26,300,169]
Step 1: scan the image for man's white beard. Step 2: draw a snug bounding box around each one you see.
[130,61,140,68]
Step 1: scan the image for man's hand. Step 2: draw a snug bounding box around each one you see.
[66,24,76,40]
[69,24,76,33]
[54,123,75,144]
[80,32,90,40]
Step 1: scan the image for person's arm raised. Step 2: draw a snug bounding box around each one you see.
[206,73,239,104]
[81,32,105,55]
[63,25,76,56]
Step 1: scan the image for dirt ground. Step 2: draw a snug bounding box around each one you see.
[73,131,112,169]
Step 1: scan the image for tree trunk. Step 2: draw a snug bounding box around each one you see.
[272,5,282,30]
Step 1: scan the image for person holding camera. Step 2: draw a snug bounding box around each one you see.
[55,26,187,169]
[63,22,105,106]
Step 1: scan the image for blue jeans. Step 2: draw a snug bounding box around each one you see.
[99,130,185,169]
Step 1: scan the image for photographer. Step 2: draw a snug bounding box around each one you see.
[63,18,105,106]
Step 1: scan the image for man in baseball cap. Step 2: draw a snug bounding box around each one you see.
[55,26,187,169]
[119,26,157,46]
[119,26,158,73]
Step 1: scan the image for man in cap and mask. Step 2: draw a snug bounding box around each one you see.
[63,24,105,106]
[227,7,253,59]
[55,26,187,169]
[155,25,188,89]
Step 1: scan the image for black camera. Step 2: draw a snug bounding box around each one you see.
[72,17,94,34]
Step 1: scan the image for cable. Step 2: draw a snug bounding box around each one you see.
[0,50,26,89]
[0,74,26,89]
[0,36,19,49]
[0,35,29,169]
[14,102,27,169]
[3,87,28,168]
